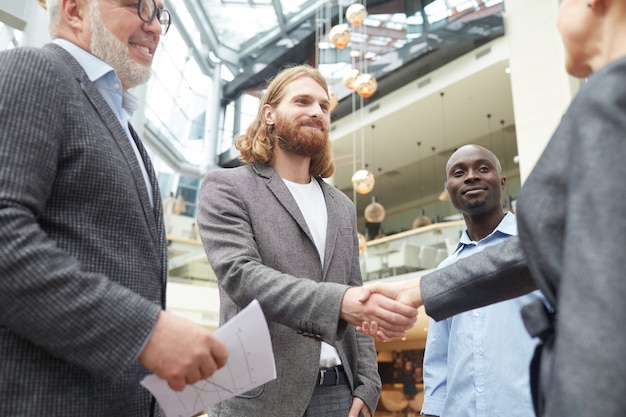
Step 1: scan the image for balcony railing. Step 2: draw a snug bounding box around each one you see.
[360,220,465,281]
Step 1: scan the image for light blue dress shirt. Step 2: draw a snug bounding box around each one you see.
[421,212,540,417]
[53,39,154,208]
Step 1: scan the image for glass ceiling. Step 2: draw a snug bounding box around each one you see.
[177,0,504,105]
[151,0,505,174]
[199,0,320,53]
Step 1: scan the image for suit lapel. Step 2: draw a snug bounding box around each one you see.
[46,44,167,296]
[57,45,158,236]
[80,78,159,240]
[259,164,316,244]
[129,124,168,303]
[258,164,343,277]
[319,178,342,277]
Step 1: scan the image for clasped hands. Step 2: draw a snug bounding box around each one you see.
[142,278,425,391]
[343,278,423,341]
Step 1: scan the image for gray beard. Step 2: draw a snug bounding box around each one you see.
[89,1,151,89]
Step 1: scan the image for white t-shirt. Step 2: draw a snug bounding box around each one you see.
[283,177,341,368]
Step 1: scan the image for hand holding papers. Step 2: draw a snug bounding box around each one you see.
[141,300,276,417]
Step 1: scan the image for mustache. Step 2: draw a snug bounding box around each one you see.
[297,117,327,130]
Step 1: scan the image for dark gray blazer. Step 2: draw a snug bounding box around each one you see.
[197,163,381,416]
[421,56,626,416]
[0,44,166,416]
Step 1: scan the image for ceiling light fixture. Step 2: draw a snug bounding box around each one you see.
[346,3,368,26]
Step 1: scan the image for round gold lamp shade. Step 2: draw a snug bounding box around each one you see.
[343,68,361,91]
[346,3,368,26]
[355,73,378,98]
[351,169,375,194]
[329,24,351,49]
[412,215,432,229]
[364,197,386,223]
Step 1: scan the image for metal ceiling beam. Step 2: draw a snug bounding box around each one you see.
[175,0,240,68]
[271,0,288,35]
[165,0,215,76]
[236,0,324,62]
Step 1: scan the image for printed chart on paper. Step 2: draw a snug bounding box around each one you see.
[141,300,276,417]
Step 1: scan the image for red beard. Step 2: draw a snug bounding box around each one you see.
[273,114,329,158]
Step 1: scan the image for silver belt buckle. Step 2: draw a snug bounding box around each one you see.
[319,369,326,385]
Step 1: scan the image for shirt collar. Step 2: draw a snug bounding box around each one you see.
[53,38,114,84]
[53,39,139,119]
[459,211,517,245]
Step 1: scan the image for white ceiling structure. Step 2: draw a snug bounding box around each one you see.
[168,0,516,219]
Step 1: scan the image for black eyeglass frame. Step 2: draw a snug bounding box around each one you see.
[135,0,171,35]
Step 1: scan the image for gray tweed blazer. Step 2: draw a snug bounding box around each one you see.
[421,56,626,416]
[197,163,381,416]
[0,44,166,416]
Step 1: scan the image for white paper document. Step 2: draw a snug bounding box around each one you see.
[141,299,276,417]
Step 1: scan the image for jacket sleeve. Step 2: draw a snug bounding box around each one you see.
[196,168,348,344]
[421,236,535,321]
[352,331,382,414]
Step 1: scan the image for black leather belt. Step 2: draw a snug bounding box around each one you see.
[318,365,348,386]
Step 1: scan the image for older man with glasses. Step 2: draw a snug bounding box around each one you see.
[0,0,227,416]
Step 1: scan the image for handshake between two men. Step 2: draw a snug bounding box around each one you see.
[340,278,423,341]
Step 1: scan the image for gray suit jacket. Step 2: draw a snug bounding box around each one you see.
[421,56,626,416]
[0,44,166,416]
[197,163,381,416]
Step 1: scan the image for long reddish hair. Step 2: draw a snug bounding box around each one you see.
[236,65,335,178]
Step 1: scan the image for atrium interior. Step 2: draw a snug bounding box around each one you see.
[0,1,580,414]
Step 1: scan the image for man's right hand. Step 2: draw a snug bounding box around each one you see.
[357,278,423,340]
[139,311,228,391]
[341,287,418,340]
[362,278,423,308]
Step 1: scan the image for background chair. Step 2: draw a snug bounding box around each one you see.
[408,391,425,416]
[380,390,410,417]
[419,246,438,270]
[363,252,385,281]
[435,248,448,266]
[387,243,421,275]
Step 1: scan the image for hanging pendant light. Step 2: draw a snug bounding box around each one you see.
[354,73,378,98]
[351,169,375,194]
[329,24,351,49]
[412,209,432,229]
[343,68,361,91]
[346,3,368,26]
[364,196,385,223]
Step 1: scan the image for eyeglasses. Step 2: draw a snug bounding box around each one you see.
[134,0,171,35]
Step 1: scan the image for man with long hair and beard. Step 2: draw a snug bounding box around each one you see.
[0,0,227,416]
[197,65,417,417]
